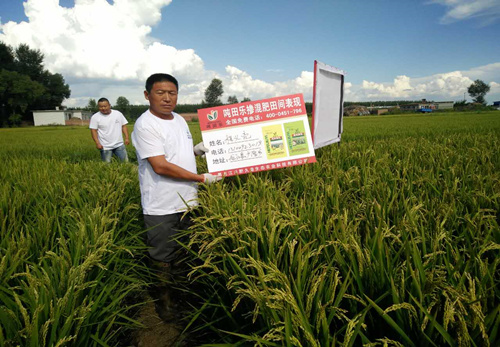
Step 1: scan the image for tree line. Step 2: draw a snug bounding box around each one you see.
[102,77,493,121]
[83,78,254,121]
[1,41,494,128]
[0,42,71,127]
[83,98,209,121]
[86,81,494,123]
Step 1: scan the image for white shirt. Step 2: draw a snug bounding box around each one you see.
[89,110,128,150]
[132,110,198,215]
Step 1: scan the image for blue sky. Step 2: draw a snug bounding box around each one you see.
[1,0,499,106]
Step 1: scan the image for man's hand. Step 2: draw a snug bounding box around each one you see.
[202,173,222,184]
[124,138,130,145]
[194,142,209,156]
[96,143,103,149]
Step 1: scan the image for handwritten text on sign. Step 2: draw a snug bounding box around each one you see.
[198,94,316,177]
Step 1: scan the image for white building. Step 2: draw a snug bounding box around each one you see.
[32,109,91,126]
[434,101,454,110]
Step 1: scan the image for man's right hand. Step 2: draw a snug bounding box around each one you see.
[202,173,222,184]
[96,143,103,149]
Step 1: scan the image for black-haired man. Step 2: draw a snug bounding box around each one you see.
[132,73,220,265]
[132,73,221,321]
[89,97,129,162]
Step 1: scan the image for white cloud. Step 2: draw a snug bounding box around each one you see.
[344,82,353,97]
[1,0,498,107]
[0,0,315,106]
[361,75,413,98]
[461,62,500,80]
[349,66,500,103]
[222,66,275,100]
[430,0,500,25]
[0,0,205,81]
[219,67,315,103]
[490,81,500,97]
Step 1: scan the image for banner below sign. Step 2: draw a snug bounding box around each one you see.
[198,94,316,177]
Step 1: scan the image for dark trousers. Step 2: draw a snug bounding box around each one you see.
[143,212,193,263]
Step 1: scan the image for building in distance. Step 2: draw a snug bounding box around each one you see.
[32,107,92,126]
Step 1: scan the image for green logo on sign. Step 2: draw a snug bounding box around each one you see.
[207,110,218,121]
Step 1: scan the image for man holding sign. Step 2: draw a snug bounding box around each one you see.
[133,73,221,265]
[132,73,221,320]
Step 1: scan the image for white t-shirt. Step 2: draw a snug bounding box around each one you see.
[132,110,198,215]
[89,110,128,150]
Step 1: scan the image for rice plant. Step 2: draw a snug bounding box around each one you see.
[184,111,500,346]
[0,126,149,346]
[1,112,499,346]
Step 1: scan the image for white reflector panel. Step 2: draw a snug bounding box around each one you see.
[312,60,345,149]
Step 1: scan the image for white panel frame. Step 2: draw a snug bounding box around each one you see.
[312,60,346,149]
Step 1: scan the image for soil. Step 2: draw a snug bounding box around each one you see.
[127,262,195,347]
[179,113,198,121]
[127,294,188,347]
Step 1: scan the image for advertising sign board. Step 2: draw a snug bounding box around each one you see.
[198,94,316,177]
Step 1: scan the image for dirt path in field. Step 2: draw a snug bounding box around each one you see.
[131,297,184,347]
[128,263,196,347]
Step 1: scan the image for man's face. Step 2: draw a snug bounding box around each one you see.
[98,101,111,115]
[144,81,178,119]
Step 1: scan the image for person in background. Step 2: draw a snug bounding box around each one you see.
[132,73,221,321]
[89,97,129,162]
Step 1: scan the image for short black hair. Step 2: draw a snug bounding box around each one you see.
[145,73,179,93]
[97,97,110,104]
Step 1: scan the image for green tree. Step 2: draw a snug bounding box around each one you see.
[227,95,238,104]
[8,113,23,127]
[453,100,467,111]
[87,98,98,113]
[203,78,224,106]
[31,71,71,110]
[468,79,490,105]
[0,42,16,71]
[241,97,251,102]
[13,44,70,110]
[115,96,130,117]
[14,44,44,81]
[0,69,45,126]
[0,43,17,126]
[0,42,71,126]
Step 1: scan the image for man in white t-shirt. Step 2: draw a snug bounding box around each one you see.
[132,73,221,263]
[89,98,130,162]
[132,73,221,321]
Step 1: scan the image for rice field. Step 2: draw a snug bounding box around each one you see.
[0,111,499,346]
